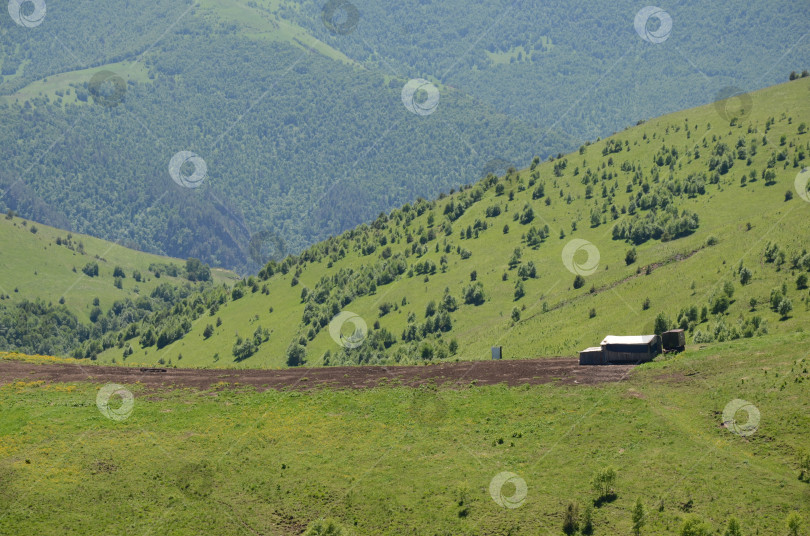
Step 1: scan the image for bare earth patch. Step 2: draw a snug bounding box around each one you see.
[0,358,635,391]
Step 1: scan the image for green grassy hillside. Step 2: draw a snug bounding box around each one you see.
[2,333,808,534]
[94,77,810,368]
[0,213,237,319]
[0,214,237,355]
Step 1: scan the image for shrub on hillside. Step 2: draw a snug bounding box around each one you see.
[591,466,616,503]
[462,282,485,305]
[562,501,579,535]
[680,517,712,536]
[82,262,99,277]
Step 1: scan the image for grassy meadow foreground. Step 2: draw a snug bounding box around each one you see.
[1,333,808,535]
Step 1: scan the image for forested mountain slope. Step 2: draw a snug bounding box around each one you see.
[1,0,808,271]
[0,0,565,270]
[87,76,810,368]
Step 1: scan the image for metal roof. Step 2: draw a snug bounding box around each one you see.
[600,335,657,346]
[580,347,603,353]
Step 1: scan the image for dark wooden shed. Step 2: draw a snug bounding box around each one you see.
[600,335,661,364]
[662,329,686,351]
[579,347,604,365]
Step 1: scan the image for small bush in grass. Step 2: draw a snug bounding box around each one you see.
[787,512,803,536]
[653,312,670,335]
[779,298,793,319]
[632,498,645,535]
[680,517,712,536]
[573,274,586,289]
[591,466,616,504]
[723,517,742,536]
[562,501,579,535]
[799,452,810,482]
[581,503,594,534]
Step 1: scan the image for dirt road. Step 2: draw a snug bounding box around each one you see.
[0,358,635,391]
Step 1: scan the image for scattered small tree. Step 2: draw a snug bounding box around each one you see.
[562,501,579,535]
[723,281,735,299]
[632,498,645,535]
[653,312,670,335]
[797,274,808,290]
[462,282,486,305]
[514,280,525,301]
[286,343,306,367]
[723,517,742,536]
[779,298,793,319]
[625,247,638,265]
[798,452,810,482]
[591,466,617,503]
[739,267,752,285]
[82,262,99,277]
[573,274,586,289]
[511,307,521,322]
[680,517,712,536]
[787,512,803,536]
[425,300,436,317]
[203,324,214,339]
[581,503,594,535]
